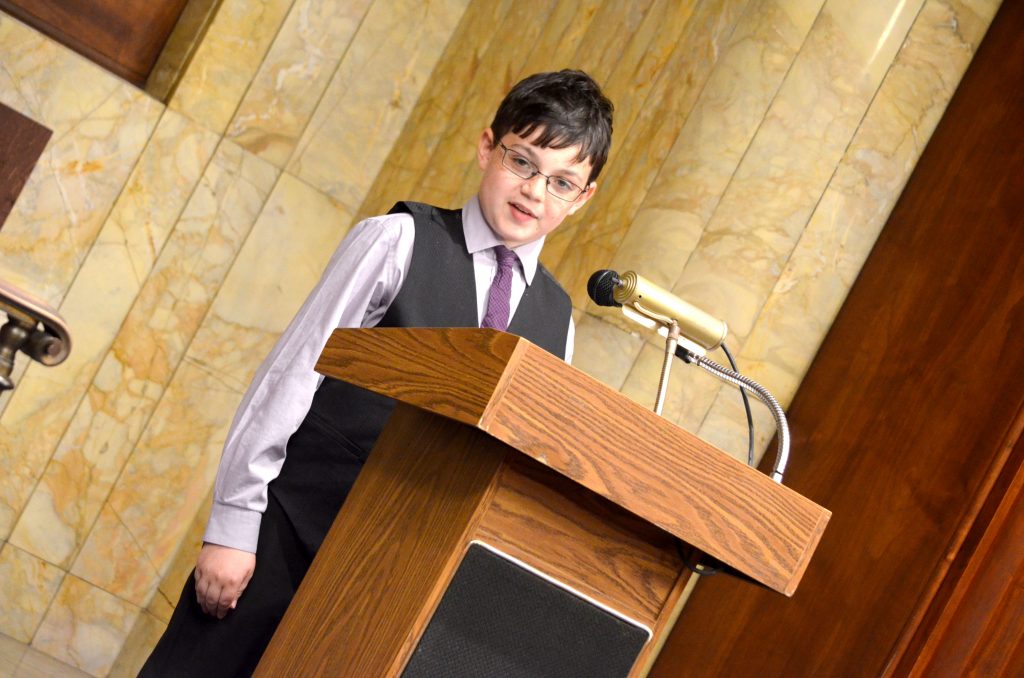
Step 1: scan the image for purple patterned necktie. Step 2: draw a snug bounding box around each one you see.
[481,245,517,331]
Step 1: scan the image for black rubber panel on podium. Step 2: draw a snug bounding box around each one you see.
[401,543,649,678]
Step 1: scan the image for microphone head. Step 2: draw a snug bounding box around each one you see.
[587,269,622,307]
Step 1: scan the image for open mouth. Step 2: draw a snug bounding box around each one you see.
[510,202,535,218]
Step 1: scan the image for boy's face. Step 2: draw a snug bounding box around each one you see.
[476,127,596,248]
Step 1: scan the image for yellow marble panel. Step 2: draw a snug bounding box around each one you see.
[549,0,751,306]
[32,575,140,677]
[698,386,778,464]
[0,17,163,305]
[671,0,926,344]
[105,359,240,592]
[149,489,211,624]
[0,632,25,674]
[0,16,152,137]
[146,0,221,102]
[99,172,346,596]
[287,0,469,212]
[0,544,64,643]
[169,0,295,134]
[517,0,605,77]
[197,172,353,355]
[103,111,223,282]
[69,505,161,608]
[1,112,217,551]
[449,0,608,204]
[570,313,646,390]
[610,0,824,292]
[14,642,91,678]
[4,141,277,561]
[108,611,166,678]
[414,0,560,209]
[0,634,24,675]
[227,0,374,167]
[697,0,1000,451]
[644,0,925,436]
[356,0,515,219]
[567,0,656,87]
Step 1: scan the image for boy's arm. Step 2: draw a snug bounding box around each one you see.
[194,213,414,616]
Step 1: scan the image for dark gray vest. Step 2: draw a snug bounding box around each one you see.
[269,202,571,553]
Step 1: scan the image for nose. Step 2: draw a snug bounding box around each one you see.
[521,173,546,201]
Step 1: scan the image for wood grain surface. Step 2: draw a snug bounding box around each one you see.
[0,102,51,231]
[0,0,189,86]
[892,406,1024,677]
[474,455,683,627]
[317,327,830,595]
[317,326,524,427]
[652,1,1024,674]
[256,404,508,676]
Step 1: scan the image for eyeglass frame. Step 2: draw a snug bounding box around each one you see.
[496,142,589,202]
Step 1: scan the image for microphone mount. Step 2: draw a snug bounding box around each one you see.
[676,346,789,482]
[587,268,789,484]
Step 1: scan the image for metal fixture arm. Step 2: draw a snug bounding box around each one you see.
[0,279,72,391]
[653,322,680,416]
[680,350,789,483]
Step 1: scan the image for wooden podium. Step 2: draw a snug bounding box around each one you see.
[256,328,830,677]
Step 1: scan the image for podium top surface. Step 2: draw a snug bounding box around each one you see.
[316,327,829,595]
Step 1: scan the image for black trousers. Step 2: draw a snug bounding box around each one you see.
[139,492,311,677]
[141,389,370,676]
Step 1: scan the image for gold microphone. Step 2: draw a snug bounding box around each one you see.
[587,269,728,351]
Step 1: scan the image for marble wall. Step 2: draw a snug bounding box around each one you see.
[0,0,1000,673]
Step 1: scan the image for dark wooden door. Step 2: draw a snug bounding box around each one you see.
[0,0,190,87]
[651,0,1024,675]
[0,102,52,230]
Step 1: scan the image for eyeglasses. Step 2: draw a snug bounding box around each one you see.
[497,142,588,202]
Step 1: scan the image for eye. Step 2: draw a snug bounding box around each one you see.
[552,177,576,193]
[510,154,533,169]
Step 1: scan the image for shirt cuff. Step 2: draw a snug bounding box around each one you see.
[203,502,263,554]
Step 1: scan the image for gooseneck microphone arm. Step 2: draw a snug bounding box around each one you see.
[675,346,789,482]
[587,268,789,483]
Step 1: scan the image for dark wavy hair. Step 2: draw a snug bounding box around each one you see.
[489,70,614,184]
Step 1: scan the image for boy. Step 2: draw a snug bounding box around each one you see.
[142,69,614,675]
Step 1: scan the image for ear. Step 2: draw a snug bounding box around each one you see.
[567,182,597,216]
[477,128,496,171]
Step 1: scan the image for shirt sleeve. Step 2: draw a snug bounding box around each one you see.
[203,213,414,553]
[565,315,575,364]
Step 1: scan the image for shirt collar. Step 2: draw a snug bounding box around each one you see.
[462,195,543,285]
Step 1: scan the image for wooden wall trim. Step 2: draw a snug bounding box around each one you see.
[887,403,1024,676]
[0,0,190,87]
[0,102,52,231]
[884,401,1024,675]
[650,0,1024,674]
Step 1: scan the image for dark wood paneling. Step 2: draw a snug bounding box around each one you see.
[0,102,52,231]
[890,408,1024,677]
[0,0,190,86]
[651,0,1024,675]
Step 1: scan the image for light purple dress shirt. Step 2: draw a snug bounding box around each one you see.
[204,196,574,553]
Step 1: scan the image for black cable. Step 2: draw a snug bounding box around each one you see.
[674,343,757,468]
[720,343,756,468]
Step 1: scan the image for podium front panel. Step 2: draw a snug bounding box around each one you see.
[402,542,651,678]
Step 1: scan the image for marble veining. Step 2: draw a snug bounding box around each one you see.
[0,0,1000,671]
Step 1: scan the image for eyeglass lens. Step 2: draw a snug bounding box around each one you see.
[499,145,583,201]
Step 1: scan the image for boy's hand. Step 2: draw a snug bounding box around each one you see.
[194,543,256,619]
